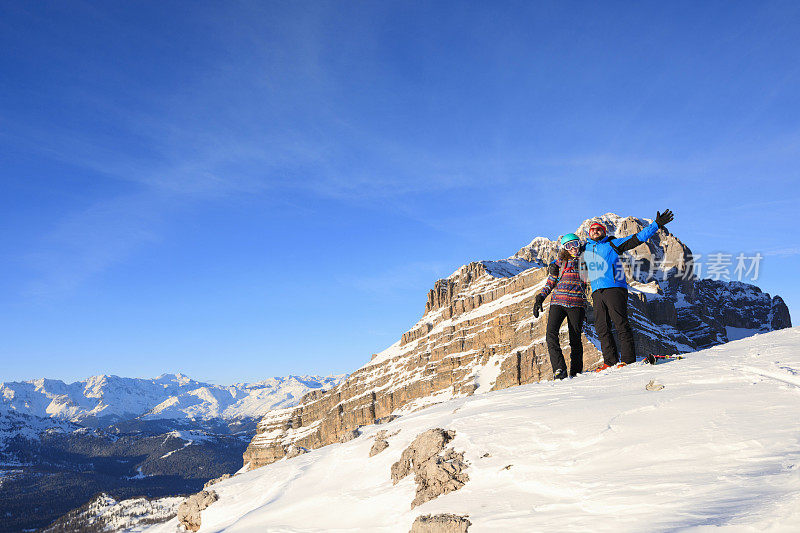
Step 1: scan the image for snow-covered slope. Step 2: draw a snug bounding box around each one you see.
[0,374,345,424]
[0,410,79,446]
[42,492,183,532]
[146,327,800,532]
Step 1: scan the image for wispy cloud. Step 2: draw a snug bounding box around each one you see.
[764,247,800,257]
[339,261,451,297]
[24,192,168,297]
[11,2,800,299]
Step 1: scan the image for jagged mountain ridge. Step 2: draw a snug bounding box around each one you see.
[242,213,791,469]
[0,373,345,426]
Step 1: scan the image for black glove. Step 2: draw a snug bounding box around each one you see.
[655,209,674,227]
[533,294,545,318]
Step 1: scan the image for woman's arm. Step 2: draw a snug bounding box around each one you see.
[539,260,560,299]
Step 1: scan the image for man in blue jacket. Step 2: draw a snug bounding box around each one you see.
[583,210,674,369]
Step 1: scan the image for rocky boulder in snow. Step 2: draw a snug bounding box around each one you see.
[177,490,218,532]
[410,514,472,533]
[370,429,391,457]
[392,428,469,508]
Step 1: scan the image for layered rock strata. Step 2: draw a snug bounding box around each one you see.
[243,214,792,469]
[410,514,472,533]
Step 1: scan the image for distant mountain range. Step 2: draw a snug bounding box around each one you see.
[0,373,345,532]
[0,373,345,426]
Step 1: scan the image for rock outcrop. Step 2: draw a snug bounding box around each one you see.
[410,513,472,533]
[285,444,308,459]
[177,490,218,532]
[391,429,469,508]
[370,429,391,457]
[203,473,232,489]
[243,214,792,469]
[339,428,361,443]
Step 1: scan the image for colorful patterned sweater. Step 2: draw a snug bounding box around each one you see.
[540,256,587,308]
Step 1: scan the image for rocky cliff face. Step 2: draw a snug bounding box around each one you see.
[243,214,792,469]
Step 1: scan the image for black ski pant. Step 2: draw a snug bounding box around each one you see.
[545,304,585,377]
[592,287,636,365]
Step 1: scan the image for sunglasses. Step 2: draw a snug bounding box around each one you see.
[563,240,581,250]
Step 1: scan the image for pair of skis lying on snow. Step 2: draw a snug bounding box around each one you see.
[594,353,685,372]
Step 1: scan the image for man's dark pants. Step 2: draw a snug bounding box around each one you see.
[545,304,585,376]
[591,287,636,365]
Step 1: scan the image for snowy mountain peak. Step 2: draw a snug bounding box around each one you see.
[242,212,791,472]
[154,372,195,386]
[516,212,652,264]
[0,373,346,425]
[519,213,634,250]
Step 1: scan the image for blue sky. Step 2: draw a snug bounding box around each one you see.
[2,1,799,383]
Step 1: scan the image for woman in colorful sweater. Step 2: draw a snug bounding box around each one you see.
[532,233,588,380]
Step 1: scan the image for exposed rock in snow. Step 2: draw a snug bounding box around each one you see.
[411,447,469,508]
[370,438,389,457]
[370,429,390,457]
[339,428,361,443]
[285,444,308,459]
[391,428,469,508]
[177,490,218,532]
[204,472,233,489]
[410,513,472,533]
[391,429,454,483]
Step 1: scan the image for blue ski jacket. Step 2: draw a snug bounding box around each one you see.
[582,221,660,292]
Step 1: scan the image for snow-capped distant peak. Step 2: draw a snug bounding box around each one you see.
[0,373,346,425]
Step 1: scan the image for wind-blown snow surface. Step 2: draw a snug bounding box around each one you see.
[145,328,800,532]
[0,374,345,424]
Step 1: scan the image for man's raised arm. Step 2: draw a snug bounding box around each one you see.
[611,209,674,253]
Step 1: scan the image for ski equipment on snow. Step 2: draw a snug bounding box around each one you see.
[650,353,686,360]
